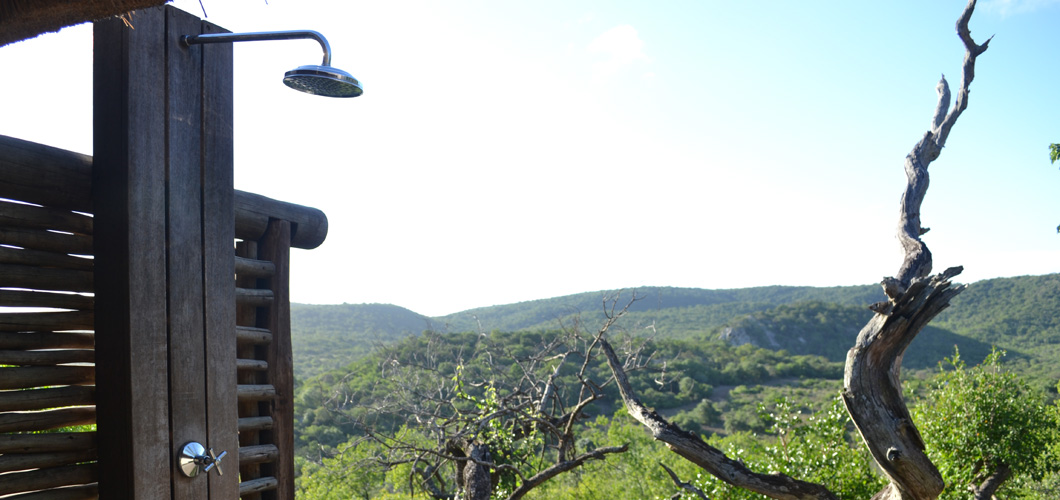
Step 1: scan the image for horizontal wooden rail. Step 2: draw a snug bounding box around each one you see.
[237,416,273,432]
[0,290,93,311]
[0,407,96,433]
[0,247,94,271]
[0,366,95,390]
[0,135,92,213]
[238,444,279,466]
[0,332,94,350]
[236,359,268,371]
[0,264,93,294]
[0,227,92,255]
[236,287,273,308]
[0,449,98,474]
[0,349,94,366]
[0,463,97,496]
[0,311,94,332]
[234,256,275,278]
[1,482,98,500]
[0,386,95,412]
[236,385,276,402]
[236,326,272,345]
[239,477,278,496]
[0,199,93,235]
[0,433,96,454]
[234,190,327,249]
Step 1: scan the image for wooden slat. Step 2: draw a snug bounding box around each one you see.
[261,218,296,500]
[238,477,278,496]
[236,287,273,307]
[0,312,94,332]
[0,290,94,310]
[0,366,95,390]
[0,349,94,366]
[0,136,93,213]
[0,483,98,500]
[0,227,93,255]
[237,358,268,371]
[0,386,95,412]
[236,326,272,345]
[0,264,93,294]
[238,416,273,432]
[0,463,97,496]
[234,255,275,278]
[235,241,263,499]
[92,9,170,498]
[0,432,96,454]
[166,11,208,500]
[0,450,98,474]
[0,246,94,271]
[201,18,241,500]
[0,332,94,350]
[0,407,95,433]
[0,199,93,235]
[238,444,279,466]
[237,385,276,402]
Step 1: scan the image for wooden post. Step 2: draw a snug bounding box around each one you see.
[260,219,294,500]
[94,6,238,498]
[93,8,170,498]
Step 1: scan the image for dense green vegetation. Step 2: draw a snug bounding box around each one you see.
[290,273,1060,498]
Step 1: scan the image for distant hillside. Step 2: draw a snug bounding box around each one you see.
[431,285,886,335]
[290,274,1060,382]
[291,303,430,379]
[716,301,996,370]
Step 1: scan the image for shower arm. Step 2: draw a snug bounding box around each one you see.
[181,30,332,66]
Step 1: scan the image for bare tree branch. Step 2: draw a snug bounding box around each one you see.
[505,445,629,500]
[598,325,837,500]
[892,0,990,294]
[659,461,710,500]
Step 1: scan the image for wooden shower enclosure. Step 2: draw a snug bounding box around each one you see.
[0,6,327,499]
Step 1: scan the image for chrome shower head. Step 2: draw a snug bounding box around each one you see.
[182,30,363,98]
[284,65,363,98]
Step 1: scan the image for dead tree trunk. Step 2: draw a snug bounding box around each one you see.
[599,2,991,500]
[448,440,493,500]
[842,1,990,500]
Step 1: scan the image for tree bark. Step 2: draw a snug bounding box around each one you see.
[971,464,1011,500]
[844,2,989,499]
[449,440,492,500]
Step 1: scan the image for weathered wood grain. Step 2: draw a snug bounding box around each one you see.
[261,219,295,500]
[0,386,95,412]
[0,464,97,496]
[0,332,93,350]
[200,16,240,499]
[0,407,96,433]
[165,9,208,500]
[92,7,170,498]
[0,136,92,213]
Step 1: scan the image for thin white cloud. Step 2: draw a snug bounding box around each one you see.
[587,25,649,79]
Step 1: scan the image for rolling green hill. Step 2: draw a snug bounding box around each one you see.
[291,274,1060,381]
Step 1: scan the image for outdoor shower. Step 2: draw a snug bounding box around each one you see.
[181,30,362,98]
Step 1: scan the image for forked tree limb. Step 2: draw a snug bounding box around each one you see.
[598,334,838,500]
[892,0,990,295]
[845,1,988,499]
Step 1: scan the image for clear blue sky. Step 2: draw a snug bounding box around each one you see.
[1,0,1057,316]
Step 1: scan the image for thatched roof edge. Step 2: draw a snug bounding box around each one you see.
[0,0,168,47]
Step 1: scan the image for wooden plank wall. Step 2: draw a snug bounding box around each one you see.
[93,6,239,499]
[0,136,99,498]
